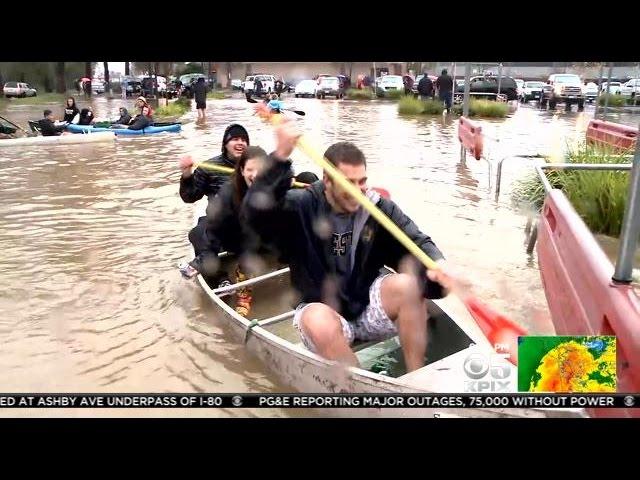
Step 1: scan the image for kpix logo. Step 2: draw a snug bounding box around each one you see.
[463,349,512,392]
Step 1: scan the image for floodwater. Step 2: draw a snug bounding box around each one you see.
[0,93,637,416]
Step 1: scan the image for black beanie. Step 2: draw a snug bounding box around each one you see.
[222,124,249,151]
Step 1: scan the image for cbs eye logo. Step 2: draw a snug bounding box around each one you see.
[463,353,490,379]
[463,352,512,392]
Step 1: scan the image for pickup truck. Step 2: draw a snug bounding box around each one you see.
[540,74,585,110]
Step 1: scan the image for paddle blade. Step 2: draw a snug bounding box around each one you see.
[246,97,258,103]
[291,110,305,116]
[464,297,527,366]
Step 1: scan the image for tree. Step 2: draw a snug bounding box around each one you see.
[103,61,110,94]
[125,62,130,76]
[85,62,93,97]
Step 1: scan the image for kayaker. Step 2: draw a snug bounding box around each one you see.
[39,109,68,136]
[128,97,153,130]
[244,112,464,372]
[266,93,283,113]
[78,107,95,125]
[178,124,250,287]
[113,107,132,126]
[63,97,80,124]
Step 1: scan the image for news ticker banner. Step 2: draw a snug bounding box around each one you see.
[0,394,637,409]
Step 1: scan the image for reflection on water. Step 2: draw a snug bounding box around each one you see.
[0,94,637,415]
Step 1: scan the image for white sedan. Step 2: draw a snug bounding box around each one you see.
[295,80,317,98]
[376,75,404,93]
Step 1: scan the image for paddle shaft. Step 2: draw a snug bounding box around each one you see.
[193,161,308,189]
[263,111,440,271]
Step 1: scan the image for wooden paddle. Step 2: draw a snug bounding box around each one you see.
[246,96,305,116]
[256,107,527,365]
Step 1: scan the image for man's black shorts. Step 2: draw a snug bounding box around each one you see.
[196,100,206,110]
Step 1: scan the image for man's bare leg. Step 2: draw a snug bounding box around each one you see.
[299,303,359,367]
[380,273,428,372]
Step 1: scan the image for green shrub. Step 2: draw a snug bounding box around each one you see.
[397,96,425,114]
[598,93,626,107]
[346,88,374,100]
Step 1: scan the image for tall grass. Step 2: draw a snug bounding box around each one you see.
[155,97,191,117]
[398,96,425,114]
[397,96,446,115]
[598,93,627,107]
[451,99,509,117]
[511,144,631,236]
[346,88,374,100]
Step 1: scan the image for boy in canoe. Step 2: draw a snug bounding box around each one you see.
[244,115,461,372]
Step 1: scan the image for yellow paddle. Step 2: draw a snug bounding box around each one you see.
[192,161,308,189]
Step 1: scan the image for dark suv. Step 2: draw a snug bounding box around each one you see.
[454,75,518,103]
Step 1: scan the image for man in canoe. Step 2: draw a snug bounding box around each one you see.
[244,116,459,372]
[178,123,251,286]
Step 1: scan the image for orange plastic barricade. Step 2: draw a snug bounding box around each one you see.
[586,119,637,151]
[458,116,484,160]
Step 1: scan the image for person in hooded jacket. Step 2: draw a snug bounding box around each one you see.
[193,77,208,120]
[417,72,434,100]
[113,107,132,126]
[177,124,250,286]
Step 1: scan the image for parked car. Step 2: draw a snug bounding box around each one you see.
[582,82,598,103]
[315,76,345,99]
[121,76,142,97]
[179,73,206,97]
[600,81,623,95]
[244,74,276,97]
[520,81,545,103]
[91,80,105,94]
[241,75,253,93]
[3,82,37,98]
[231,79,243,90]
[621,78,640,97]
[540,74,584,110]
[375,75,404,95]
[454,75,518,102]
[295,79,317,98]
